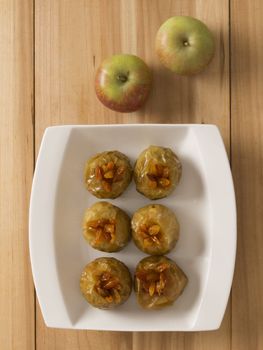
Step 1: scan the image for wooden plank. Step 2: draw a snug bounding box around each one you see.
[35,1,133,348]
[231,1,263,349]
[35,1,230,349]
[0,1,35,350]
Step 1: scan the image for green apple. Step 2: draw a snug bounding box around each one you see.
[156,16,215,75]
[95,54,152,113]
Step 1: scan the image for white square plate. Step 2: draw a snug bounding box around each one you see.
[29,124,236,331]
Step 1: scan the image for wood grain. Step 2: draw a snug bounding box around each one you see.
[35,1,230,350]
[231,1,263,349]
[0,1,35,350]
[5,0,263,349]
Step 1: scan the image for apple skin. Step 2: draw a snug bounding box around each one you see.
[95,54,152,113]
[156,16,215,75]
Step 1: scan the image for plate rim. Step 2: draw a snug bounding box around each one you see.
[29,123,236,331]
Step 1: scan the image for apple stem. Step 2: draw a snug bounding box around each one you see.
[183,41,189,46]
[117,74,128,83]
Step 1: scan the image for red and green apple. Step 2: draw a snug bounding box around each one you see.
[156,16,215,75]
[95,54,152,113]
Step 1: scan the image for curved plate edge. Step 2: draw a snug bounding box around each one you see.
[192,125,237,330]
[29,126,73,328]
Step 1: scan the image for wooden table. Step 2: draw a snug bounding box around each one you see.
[1,1,262,349]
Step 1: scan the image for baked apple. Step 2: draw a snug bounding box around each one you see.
[131,204,179,255]
[134,145,182,199]
[80,257,132,309]
[84,150,132,199]
[134,256,188,309]
[83,201,130,252]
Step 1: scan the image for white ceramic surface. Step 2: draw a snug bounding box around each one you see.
[29,124,236,331]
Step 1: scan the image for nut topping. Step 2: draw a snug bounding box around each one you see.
[136,263,169,296]
[148,224,160,235]
[146,163,170,189]
[104,170,114,179]
[138,223,162,246]
[87,219,116,244]
[95,272,122,303]
[149,282,156,296]
[95,161,126,192]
